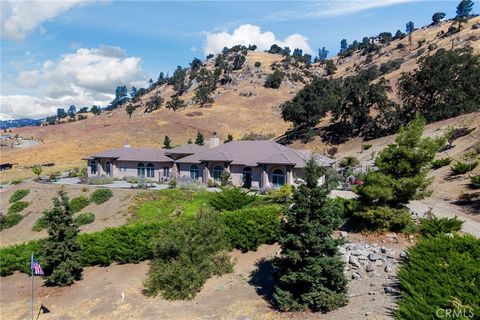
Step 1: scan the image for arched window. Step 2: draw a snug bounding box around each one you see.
[146,163,155,178]
[242,167,252,188]
[190,165,199,180]
[212,165,223,182]
[137,162,145,177]
[272,168,285,187]
[105,161,111,176]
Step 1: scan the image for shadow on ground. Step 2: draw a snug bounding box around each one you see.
[249,258,276,308]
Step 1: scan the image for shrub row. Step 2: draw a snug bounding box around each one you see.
[90,188,113,204]
[9,189,30,203]
[70,196,90,213]
[8,201,29,214]
[396,234,480,319]
[74,212,95,226]
[0,214,24,231]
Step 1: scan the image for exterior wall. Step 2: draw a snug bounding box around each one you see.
[229,165,263,189]
[178,163,205,181]
[87,159,174,181]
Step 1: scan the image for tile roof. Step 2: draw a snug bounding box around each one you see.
[164,144,208,155]
[85,147,173,162]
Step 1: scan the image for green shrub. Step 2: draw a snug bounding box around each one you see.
[144,212,233,300]
[32,215,47,232]
[254,61,261,68]
[353,206,414,232]
[88,176,113,185]
[221,206,281,252]
[69,196,90,213]
[0,214,23,231]
[9,189,30,203]
[264,70,284,89]
[209,187,256,211]
[431,157,452,169]
[265,184,293,204]
[470,175,480,189]
[90,188,113,204]
[0,241,42,276]
[74,212,95,226]
[362,144,372,150]
[8,201,29,214]
[396,234,480,319]
[419,215,463,237]
[10,179,22,185]
[451,161,478,175]
[339,156,360,168]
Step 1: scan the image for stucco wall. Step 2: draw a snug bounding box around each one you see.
[178,163,204,181]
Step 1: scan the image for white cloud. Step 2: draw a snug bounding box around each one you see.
[1,0,96,40]
[1,45,147,119]
[204,24,314,55]
[266,0,417,21]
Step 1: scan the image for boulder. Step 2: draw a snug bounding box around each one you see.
[368,253,381,261]
[349,256,362,269]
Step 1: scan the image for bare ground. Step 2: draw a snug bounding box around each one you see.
[0,182,138,247]
[1,232,409,320]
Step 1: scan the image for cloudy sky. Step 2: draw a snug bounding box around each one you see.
[0,0,470,120]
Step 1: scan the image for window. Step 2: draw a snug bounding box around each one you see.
[90,161,97,175]
[105,161,111,176]
[242,167,252,188]
[189,165,200,180]
[272,168,285,187]
[146,163,155,178]
[163,166,170,177]
[212,165,223,182]
[137,162,145,177]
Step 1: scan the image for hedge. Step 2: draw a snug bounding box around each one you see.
[70,196,90,213]
[8,201,29,214]
[9,189,30,203]
[0,214,24,231]
[90,188,113,204]
[221,205,281,252]
[396,234,480,319]
[74,212,95,226]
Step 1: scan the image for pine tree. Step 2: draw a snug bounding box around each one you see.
[224,134,234,143]
[406,21,415,45]
[163,135,172,149]
[42,190,82,286]
[195,132,204,145]
[273,158,348,312]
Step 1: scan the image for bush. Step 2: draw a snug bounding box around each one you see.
[451,161,478,175]
[419,215,463,237]
[9,189,30,203]
[362,144,372,151]
[10,179,22,185]
[396,234,480,320]
[32,215,47,232]
[144,212,233,300]
[254,61,261,68]
[0,214,23,231]
[90,188,113,204]
[221,206,281,252]
[470,175,480,189]
[74,212,95,226]
[339,156,360,168]
[88,176,113,185]
[176,177,204,190]
[69,196,90,213]
[209,187,256,211]
[8,201,29,214]
[265,184,293,203]
[353,206,414,232]
[431,157,452,169]
[264,70,284,89]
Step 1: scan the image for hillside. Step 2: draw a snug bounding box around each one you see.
[1,17,479,183]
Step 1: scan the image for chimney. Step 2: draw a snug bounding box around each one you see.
[210,132,219,148]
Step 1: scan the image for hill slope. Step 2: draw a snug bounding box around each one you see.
[1,17,479,182]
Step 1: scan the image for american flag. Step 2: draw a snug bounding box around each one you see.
[31,255,44,276]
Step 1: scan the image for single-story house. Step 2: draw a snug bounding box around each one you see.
[83,135,334,189]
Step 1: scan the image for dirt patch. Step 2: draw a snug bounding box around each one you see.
[0,182,138,247]
[1,233,408,320]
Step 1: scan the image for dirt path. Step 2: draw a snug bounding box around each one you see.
[1,235,407,320]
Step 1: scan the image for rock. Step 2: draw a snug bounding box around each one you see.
[368,253,381,261]
[384,286,399,294]
[352,272,362,280]
[351,250,364,256]
[385,264,393,273]
[368,271,380,278]
[358,255,368,261]
[365,312,372,316]
[386,251,396,259]
[366,263,375,272]
[368,291,376,295]
[386,232,397,239]
[340,231,348,237]
[349,256,362,269]
[375,259,384,267]
[408,234,414,240]
[399,251,408,259]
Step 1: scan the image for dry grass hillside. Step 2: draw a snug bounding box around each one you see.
[1,17,479,183]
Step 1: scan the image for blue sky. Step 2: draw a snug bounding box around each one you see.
[0,0,474,119]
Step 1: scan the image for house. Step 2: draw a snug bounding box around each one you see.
[83,135,334,189]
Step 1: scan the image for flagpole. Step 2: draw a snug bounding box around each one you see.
[31,252,34,320]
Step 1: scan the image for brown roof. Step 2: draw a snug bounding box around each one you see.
[84,147,173,162]
[176,141,334,167]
